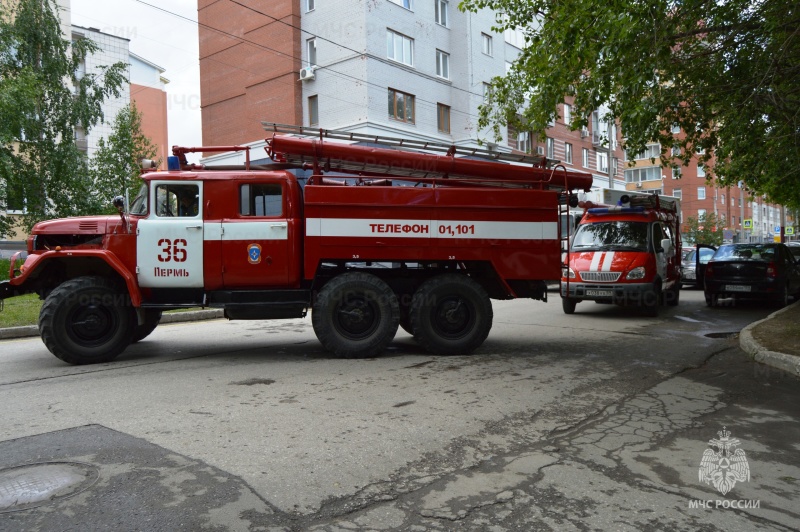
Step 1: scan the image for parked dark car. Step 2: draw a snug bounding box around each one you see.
[681,245,716,288]
[704,243,800,307]
[788,242,800,261]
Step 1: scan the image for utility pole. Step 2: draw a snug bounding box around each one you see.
[607,120,615,190]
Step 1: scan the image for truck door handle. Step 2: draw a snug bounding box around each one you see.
[186,225,202,230]
[270,223,287,228]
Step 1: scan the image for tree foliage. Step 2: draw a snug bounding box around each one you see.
[459,0,800,209]
[90,103,159,213]
[684,213,725,246]
[0,0,127,237]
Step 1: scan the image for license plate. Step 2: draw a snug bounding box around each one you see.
[725,285,751,292]
[586,289,613,297]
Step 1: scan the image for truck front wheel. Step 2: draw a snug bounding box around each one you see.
[410,274,493,356]
[132,310,162,343]
[39,276,136,365]
[312,273,400,358]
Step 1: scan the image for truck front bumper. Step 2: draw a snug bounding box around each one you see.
[560,281,656,305]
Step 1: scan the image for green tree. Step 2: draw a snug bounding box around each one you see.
[459,0,800,209]
[90,103,159,213]
[0,0,127,237]
[684,213,724,246]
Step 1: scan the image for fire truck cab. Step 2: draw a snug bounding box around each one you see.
[560,190,682,316]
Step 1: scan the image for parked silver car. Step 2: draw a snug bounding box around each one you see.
[681,246,716,288]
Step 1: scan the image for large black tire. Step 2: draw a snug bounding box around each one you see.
[642,286,661,317]
[312,272,399,358]
[132,310,162,343]
[562,297,577,314]
[39,276,136,365]
[666,283,680,307]
[409,274,493,356]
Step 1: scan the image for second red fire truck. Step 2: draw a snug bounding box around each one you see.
[0,125,593,365]
[560,189,682,316]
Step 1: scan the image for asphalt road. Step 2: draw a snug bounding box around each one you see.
[1,290,798,531]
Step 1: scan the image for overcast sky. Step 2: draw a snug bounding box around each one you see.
[69,0,203,151]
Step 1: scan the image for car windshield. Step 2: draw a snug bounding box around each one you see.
[571,221,649,252]
[129,183,148,215]
[712,244,776,261]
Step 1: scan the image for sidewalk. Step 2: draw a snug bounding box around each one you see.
[740,299,800,376]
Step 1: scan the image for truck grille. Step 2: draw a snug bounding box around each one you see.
[579,272,621,282]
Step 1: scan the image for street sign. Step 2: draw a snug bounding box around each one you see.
[787,227,795,235]
[743,219,753,229]
[774,225,781,234]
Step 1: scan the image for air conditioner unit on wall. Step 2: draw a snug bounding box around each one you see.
[299,66,316,81]
[636,182,643,188]
[580,128,589,138]
[537,146,545,156]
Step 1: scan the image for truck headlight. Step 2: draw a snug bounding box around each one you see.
[626,267,646,280]
[562,267,576,279]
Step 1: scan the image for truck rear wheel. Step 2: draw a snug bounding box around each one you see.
[39,276,136,365]
[132,310,162,343]
[312,273,399,358]
[410,274,492,356]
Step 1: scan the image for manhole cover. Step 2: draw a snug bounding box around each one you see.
[0,462,99,513]
[705,332,738,339]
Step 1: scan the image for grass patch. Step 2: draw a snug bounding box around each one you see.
[0,293,41,328]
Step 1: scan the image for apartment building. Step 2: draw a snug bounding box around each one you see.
[197,0,626,189]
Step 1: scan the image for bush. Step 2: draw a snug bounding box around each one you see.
[0,259,9,281]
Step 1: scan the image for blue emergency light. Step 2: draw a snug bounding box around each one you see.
[167,156,181,171]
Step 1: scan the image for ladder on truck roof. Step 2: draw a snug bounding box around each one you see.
[262,122,594,192]
[262,122,553,167]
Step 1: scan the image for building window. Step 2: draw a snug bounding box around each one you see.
[434,0,448,26]
[306,38,317,67]
[721,193,725,204]
[564,143,573,164]
[672,166,681,179]
[481,33,493,56]
[503,19,526,48]
[698,187,706,200]
[546,138,555,159]
[306,0,315,12]
[673,188,682,200]
[436,50,450,79]
[308,95,319,126]
[627,144,660,161]
[518,131,531,154]
[597,152,608,173]
[437,103,450,133]
[698,209,707,217]
[624,166,661,182]
[697,163,705,178]
[563,104,571,126]
[483,82,492,100]
[672,123,681,133]
[388,88,415,123]
[387,30,414,66]
[388,0,413,9]
[582,148,589,168]
[671,145,680,157]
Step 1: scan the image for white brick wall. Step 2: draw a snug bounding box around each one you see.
[301,0,513,149]
[72,26,131,157]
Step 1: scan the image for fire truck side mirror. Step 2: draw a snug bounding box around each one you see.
[112,196,125,212]
[568,195,580,208]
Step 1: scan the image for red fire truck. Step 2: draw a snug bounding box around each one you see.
[560,190,682,316]
[1,125,592,365]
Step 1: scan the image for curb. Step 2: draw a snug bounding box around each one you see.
[739,300,800,377]
[0,309,225,341]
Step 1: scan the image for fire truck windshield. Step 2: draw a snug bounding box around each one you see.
[571,221,649,252]
[130,183,148,215]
